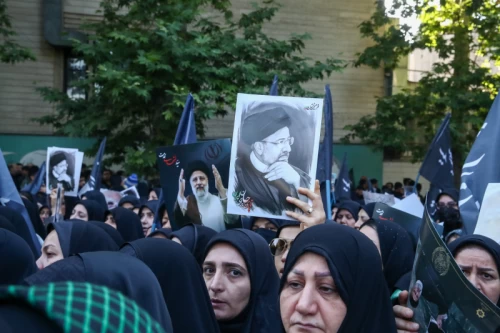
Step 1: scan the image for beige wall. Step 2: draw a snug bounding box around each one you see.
[0,0,383,138]
[383,161,430,194]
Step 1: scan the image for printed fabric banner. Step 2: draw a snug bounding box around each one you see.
[227,93,323,220]
[407,209,500,333]
[157,139,241,231]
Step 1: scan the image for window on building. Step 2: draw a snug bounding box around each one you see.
[64,52,87,100]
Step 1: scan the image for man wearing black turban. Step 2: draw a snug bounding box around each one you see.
[48,151,74,192]
[234,107,311,215]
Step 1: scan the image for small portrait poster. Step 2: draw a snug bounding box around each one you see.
[407,208,500,333]
[227,93,323,219]
[46,147,83,197]
[156,139,241,231]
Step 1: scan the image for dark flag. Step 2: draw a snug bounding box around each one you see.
[417,113,454,217]
[79,137,107,196]
[460,93,500,233]
[0,149,41,255]
[335,153,351,202]
[269,75,278,96]
[173,94,196,145]
[153,94,198,232]
[22,161,46,195]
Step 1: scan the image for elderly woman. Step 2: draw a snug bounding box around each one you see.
[280,223,397,332]
[393,234,500,332]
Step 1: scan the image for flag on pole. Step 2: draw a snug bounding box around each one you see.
[153,94,198,232]
[79,137,107,196]
[0,149,41,255]
[460,93,500,233]
[335,153,351,202]
[22,161,46,195]
[269,75,278,96]
[417,113,454,217]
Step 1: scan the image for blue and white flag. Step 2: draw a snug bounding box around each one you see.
[22,161,46,195]
[79,137,106,196]
[334,153,351,202]
[269,75,278,96]
[0,149,41,255]
[460,93,500,233]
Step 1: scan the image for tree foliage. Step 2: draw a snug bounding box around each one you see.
[36,0,345,176]
[0,0,36,63]
[343,0,500,181]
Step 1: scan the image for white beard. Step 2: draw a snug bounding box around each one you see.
[192,183,210,203]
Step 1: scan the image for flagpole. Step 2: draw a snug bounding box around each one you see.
[414,173,420,193]
[326,180,332,220]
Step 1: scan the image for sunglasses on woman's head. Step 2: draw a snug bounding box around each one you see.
[269,238,294,257]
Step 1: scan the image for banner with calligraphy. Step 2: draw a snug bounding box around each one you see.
[157,139,241,231]
[407,207,500,333]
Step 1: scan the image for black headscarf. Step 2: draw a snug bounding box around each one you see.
[0,206,38,257]
[204,229,282,333]
[149,228,173,239]
[121,239,219,333]
[245,217,287,244]
[0,229,37,285]
[363,202,376,219]
[0,281,168,333]
[24,252,173,332]
[111,207,144,242]
[74,200,105,222]
[118,195,140,208]
[0,216,17,234]
[448,234,500,306]
[336,200,361,221]
[170,224,217,265]
[140,200,158,217]
[360,219,415,292]
[47,221,118,257]
[21,197,46,239]
[82,190,108,212]
[280,223,397,333]
[87,221,124,247]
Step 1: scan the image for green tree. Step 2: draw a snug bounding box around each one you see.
[0,0,35,63]
[342,0,500,183]
[36,0,344,176]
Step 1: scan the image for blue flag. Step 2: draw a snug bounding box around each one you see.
[334,153,351,202]
[460,93,500,233]
[22,161,46,195]
[417,113,454,217]
[79,137,107,196]
[153,94,198,232]
[174,94,197,145]
[0,149,41,255]
[269,75,278,96]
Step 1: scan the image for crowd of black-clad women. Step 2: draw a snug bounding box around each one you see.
[0,178,499,333]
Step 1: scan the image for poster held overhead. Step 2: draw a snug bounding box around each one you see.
[227,93,323,220]
[46,147,83,197]
[157,139,241,231]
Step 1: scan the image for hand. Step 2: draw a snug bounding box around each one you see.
[436,314,446,329]
[50,187,65,216]
[285,180,326,230]
[212,165,227,199]
[393,291,419,333]
[177,169,186,202]
[265,162,300,189]
[57,173,72,183]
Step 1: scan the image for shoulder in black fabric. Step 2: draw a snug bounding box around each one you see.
[280,223,397,333]
[0,206,38,257]
[170,224,217,265]
[0,229,37,284]
[111,207,144,242]
[121,238,219,333]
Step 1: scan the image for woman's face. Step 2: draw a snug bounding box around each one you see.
[280,252,347,333]
[39,207,50,221]
[148,191,158,201]
[354,209,369,229]
[36,230,64,269]
[203,243,251,321]
[335,209,356,228]
[252,218,278,232]
[359,225,381,257]
[70,204,88,221]
[162,210,171,229]
[274,226,301,278]
[140,207,154,236]
[455,245,500,304]
[105,213,117,229]
[331,207,338,221]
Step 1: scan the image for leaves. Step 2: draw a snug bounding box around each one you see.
[0,0,36,63]
[35,0,344,176]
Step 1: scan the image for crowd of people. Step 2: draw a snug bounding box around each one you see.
[1,161,498,333]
